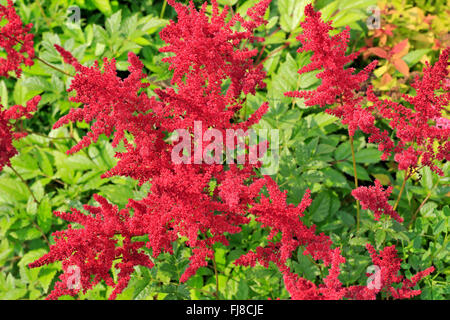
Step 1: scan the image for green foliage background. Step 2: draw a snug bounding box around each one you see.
[0,0,448,300]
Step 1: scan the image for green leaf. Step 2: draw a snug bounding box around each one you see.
[338,211,355,226]
[64,154,97,171]
[309,192,330,222]
[235,280,249,300]
[334,143,351,161]
[37,197,53,234]
[38,268,58,293]
[37,149,54,177]
[22,77,50,93]
[375,230,386,248]
[420,202,437,218]
[278,0,310,32]
[420,167,434,191]
[349,237,368,247]
[270,53,298,100]
[95,42,106,56]
[336,161,371,181]
[323,168,349,189]
[106,10,122,35]
[403,49,430,67]
[218,0,239,6]
[0,80,8,107]
[0,177,30,202]
[11,227,42,241]
[433,219,446,235]
[332,9,366,28]
[91,0,113,16]
[320,1,339,22]
[354,148,382,164]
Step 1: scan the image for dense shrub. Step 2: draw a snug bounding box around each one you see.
[0,0,448,300]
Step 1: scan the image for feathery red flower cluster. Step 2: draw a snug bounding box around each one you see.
[0,0,35,78]
[29,194,154,300]
[284,4,394,160]
[285,4,448,230]
[28,1,436,300]
[285,4,449,175]
[367,48,450,175]
[346,244,435,299]
[31,0,280,299]
[351,179,403,223]
[0,96,41,171]
[235,176,333,271]
[282,248,346,300]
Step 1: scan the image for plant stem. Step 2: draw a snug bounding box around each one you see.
[9,165,40,205]
[349,134,360,231]
[26,130,72,140]
[35,56,73,77]
[393,168,409,211]
[211,253,220,299]
[306,252,324,278]
[35,0,52,29]
[0,33,73,77]
[160,0,168,19]
[33,221,50,247]
[257,43,289,66]
[408,181,438,228]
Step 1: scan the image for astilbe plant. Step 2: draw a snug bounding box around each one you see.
[284,4,393,160]
[21,1,443,300]
[285,5,449,218]
[0,0,40,172]
[0,0,35,78]
[345,244,434,300]
[284,4,449,226]
[367,48,450,176]
[31,0,284,299]
[278,4,443,299]
[29,194,154,300]
[0,96,41,171]
[351,179,403,223]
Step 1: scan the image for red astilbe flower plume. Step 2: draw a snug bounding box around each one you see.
[284,4,376,107]
[235,176,333,269]
[283,248,347,300]
[33,0,278,294]
[0,95,41,171]
[0,0,35,78]
[29,194,153,300]
[160,0,268,96]
[52,45,160,156]
[284,4,394,160]
[346,244,434,299]
[234,178,349,301]
[28,1,437,300]
[351,179,403,223]
[367,48,450,175]
[0,110,16,171]
[156,0,270,134]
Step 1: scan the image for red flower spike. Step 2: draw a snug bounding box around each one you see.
[346,244,434,299]
[0,96,41,171]
[29,194,154,300]
[284,4,395,161]
[28,2,436,300]
[0,0,35,78]
[368,48,450,175]
[351,179,403,223]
